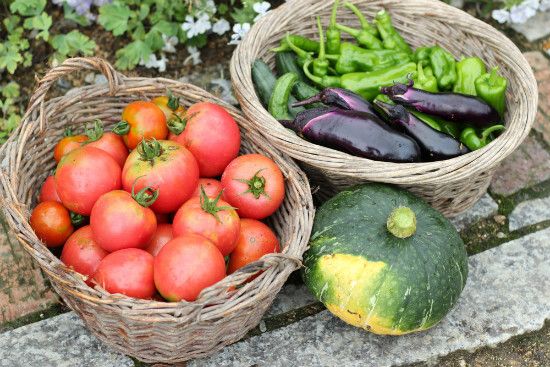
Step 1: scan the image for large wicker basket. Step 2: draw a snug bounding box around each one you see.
[0,57,315,363]
[230,0,538,216]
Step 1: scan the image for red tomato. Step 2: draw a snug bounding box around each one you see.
[173,195,240,256]
[191,178,223,199]
[90,190,157,252]
[55,146,121,215]
[145,223,173,256]
[152,96,186,123]
[154,234,226,302]
[228,219,280,274]
[221,154,285,219]
[30,201,73,247]
[93,248,155,299]
[115,101,168,150]
[53,134,88,163]
[39,176,61,203]
[155,212,170,224]
[169,102,240,177]
[122,139,199,214]
[60,226,108,284]
[84,121,128,168]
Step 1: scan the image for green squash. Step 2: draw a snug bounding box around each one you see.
[303,183,468,335]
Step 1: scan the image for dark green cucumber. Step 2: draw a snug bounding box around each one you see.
[276,52,306,82]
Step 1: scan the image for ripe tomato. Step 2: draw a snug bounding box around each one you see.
[114,101,168,149]
[122,139,199,214]
[221,154,285,220]
[30,201,73,247]
[154,234,226,302]
[55,146,121,215]
[53,130,88,163]
[155,212,170,224]
[152,95,186,124]
[84,120,128,167]
[228,219,280,274]
[191,178,223,199]
[145,223,173,257]
[93,248,155,299]
[60,226,108,284]
[173,194,240,256]
[169,102,240,177]
[90,190,157,252]
[39,176,61,203]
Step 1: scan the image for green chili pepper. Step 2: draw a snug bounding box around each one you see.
[374,10,412,54]
[312,17,330,77]
[272,35,320,53]
[325,42,410,74]
[475,67,508,117]
[304,60,416,100]
[429,46,457,91]
[460,124,505,150]
[336,23,384,50]
[326,0,342,55]
[454,57,486,96]
[344,1,378,36]
[439,121,461,139]
[413,46,433,66]
[413,62,438,93]
[269,73,299,120]
[285,33,314,68]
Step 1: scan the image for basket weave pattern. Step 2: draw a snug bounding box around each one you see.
[230,0,538,216]
[0,58,315,363]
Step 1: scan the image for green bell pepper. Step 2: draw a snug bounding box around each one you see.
[413,62,438,93]
[475,67,508,117]
[374,10,412,54]
[454,57,486,96]
[429,46,457,91]
[325,42,411,74]
[459,124,506,150]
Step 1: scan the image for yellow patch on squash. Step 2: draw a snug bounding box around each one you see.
[325,303,410,335]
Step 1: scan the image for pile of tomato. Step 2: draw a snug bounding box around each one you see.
[31,95,285,302]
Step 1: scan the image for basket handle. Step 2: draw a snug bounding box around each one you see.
[23,57,123,130]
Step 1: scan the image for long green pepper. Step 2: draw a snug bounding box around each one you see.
[475,67,508,117]
[460,124,505,150]
[454,57,486,96]
[272,35,320,53]
[285,33,314,67]
[326,0,342,55]
[374,10,412,54]
[336,23,384,50]
[413,62,438,93]
[413,46,433,66]
[269,73,299,120]
[344,1,378,36]
[429,46,457,91]
[325,42,411,74]
[313,17,330,77]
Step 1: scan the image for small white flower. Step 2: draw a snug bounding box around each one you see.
[540,0,550,11]
[205,0,217,14]
[162,34,178,53]
[140,53,168,72]
[492,8,511,23]
[184,46,202,66]
[181,13,212,39]
[212,18,230,35]
[253,1,271,21]
[228,23,251,45]
[510,1,538,23]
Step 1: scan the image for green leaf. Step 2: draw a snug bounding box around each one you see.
[1,82,20,99]
[115,40,152,70]
[218,4,229,15]
[152,20,179,37]
[23,51,33,67]
[131,23,146,40]
[9,0,46,16]
[3,16,21,33]
[144,29,164,51]
[186,34,208,48]
[63,4,92,27]
[50,30,96,58]
[0,48,23,74]
[98,3,132,36]
[23,13,52,41]
[139,4,150,21]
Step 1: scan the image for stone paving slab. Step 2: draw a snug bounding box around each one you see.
[523,51,550,145]
[193,228,550,367]
[266,283,317,317]
[450,194,498,231]
[509,196,550,231]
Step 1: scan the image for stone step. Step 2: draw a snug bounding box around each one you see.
[1,228,548,366]
[509,196,550,231]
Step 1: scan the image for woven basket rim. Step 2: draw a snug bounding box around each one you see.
[0,57,315,321]
[229,0,538,185]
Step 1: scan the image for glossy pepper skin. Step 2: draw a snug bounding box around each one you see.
[475,67,508,117]
[326,43,410,74]
[293,87,376,114]
[374,10,412,54]
[460,125,505,150]
[453,57,486,96]
[413,46,433,66]
[429,46,457,91]
[280,107,421,162]
[336,23,384,50]
[272,35,320,53]
[285,33,314,68]
[269,73,298,120]
[381,79,501,126]
[344,1,378,36]
[313,17,330,77]
[375,101,469,160]
[304,60,416,101]
[326,0,342,55]
[413,62,438,93]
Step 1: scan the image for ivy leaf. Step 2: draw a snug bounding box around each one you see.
[23,13,52,41]
[115,40,152,70]
[98,3,132,36]
[9,0,46,17]
[0,48,23,74]
[2,82,21,99]
[50,30,96,58]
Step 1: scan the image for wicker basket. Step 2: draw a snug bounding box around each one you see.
[0,57,315,363]
[230,0,538,216]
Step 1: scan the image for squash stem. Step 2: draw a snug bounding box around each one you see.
[386,206,416,238]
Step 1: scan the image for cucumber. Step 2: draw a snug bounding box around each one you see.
[276,52,306,82]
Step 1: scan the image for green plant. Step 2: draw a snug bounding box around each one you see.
[0,82,22,144]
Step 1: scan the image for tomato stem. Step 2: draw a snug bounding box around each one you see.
[236,169,270,199]
[84,119,104,142]
[63,127,74,137]
[200,186,236,223]
[166,89,180,111]
[112,121,130,135]
[131,178,159,207]
[137,139,163,162]
[167,112,197,136]
[69,211,86,227]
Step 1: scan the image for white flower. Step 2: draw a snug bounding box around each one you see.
[212,18,231,35]
[492,8,511,23]
[228,23,250,45]
[181,13,212,39]
[139,53,168,72]
[161,34,178,53]
[184,46,202,66]
[539,0,550,11]
[510,0,539,23]
[253,1,271,21]
[205,0,217,14]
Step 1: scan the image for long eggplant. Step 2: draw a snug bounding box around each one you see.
[374,100,469,160]
[381,79,501,126]
[280,107,421,162]
[292,87,376,115]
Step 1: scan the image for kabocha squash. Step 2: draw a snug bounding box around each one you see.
[303,183,468,335]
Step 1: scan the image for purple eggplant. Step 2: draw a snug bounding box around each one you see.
[381,80,501,127]
[374,101,469,161]
[281,107,421,162]
[292,88,376,115]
